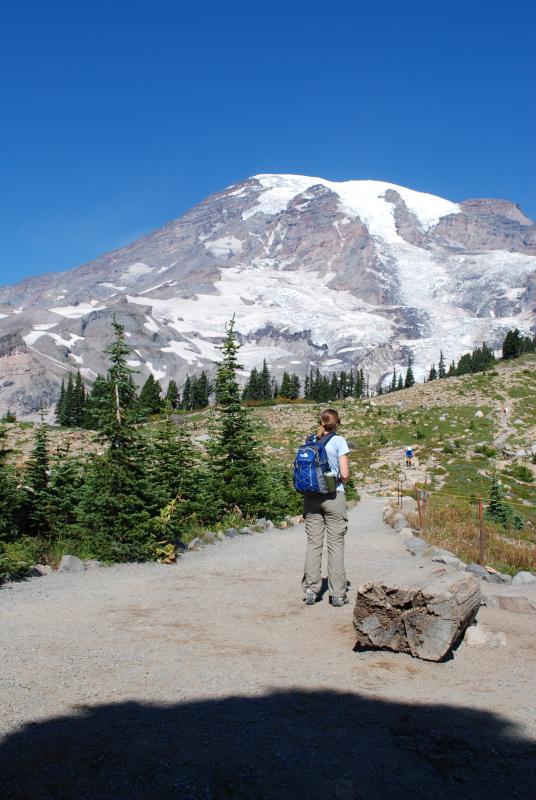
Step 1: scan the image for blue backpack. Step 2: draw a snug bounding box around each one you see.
[293,432,336,494]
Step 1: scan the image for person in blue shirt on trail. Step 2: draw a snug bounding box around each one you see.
[405,445,413,468]
[302,408,350,607]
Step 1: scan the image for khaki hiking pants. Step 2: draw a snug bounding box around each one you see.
[302,491,348,598]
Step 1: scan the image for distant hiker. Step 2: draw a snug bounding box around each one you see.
[294,408,350,607]
[405,445,413,468]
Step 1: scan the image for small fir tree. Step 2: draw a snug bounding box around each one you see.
[404,356,415,388]
[164,379,180,410]
[438,350,446,379]
[139,374,162,416]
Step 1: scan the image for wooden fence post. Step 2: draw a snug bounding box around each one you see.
[478,498,485,566]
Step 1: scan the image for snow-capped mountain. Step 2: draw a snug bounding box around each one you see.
[1,173,535,416]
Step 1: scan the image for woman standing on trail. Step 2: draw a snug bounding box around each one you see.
[302,408,350,607]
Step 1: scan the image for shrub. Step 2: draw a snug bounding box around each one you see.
[510,464,534,483]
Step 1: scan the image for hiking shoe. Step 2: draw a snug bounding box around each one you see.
[304,588,317,605]
[331,595,349,607]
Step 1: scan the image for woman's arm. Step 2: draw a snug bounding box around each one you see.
[338,454,350,484]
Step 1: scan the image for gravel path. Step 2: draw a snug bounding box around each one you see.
[1,495,535,799]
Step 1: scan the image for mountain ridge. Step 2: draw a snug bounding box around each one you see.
[1,174,535,417]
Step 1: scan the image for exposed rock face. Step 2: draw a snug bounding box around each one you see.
[0,173,535,417]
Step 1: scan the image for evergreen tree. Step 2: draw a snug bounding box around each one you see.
[71,370,86,426]
[390,368,397,392]
[76,319,156,561]
[330,373,340,400]
[428,363,438,381]
[259,360,272,400]
[502,328,522,360]
[404,356,415,388]
[48,445,84,534]
[0,426,22,540]
[279,371,291,398]
[376,379,384,396]
[397,374,403,390]
[165,379,180,410]
[181,376,192,409]
[83,375,110,430]
[139,374,162,416]
[303,373,311,400]
[289,374,300,400]
[24,420,52,538]
[55,379,66,425]
[61,373,75,426]
[145,407,200,541]
[438,350,446,379]
[447,360,456,377]
[208,318,279,517]
[486,474,523,530]
[191,371,209,408]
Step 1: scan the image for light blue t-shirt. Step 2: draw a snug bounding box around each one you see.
[325,434,350,492]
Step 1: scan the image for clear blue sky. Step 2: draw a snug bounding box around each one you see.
[1,0,534,286]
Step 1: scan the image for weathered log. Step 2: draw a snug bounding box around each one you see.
[353,572,481,661]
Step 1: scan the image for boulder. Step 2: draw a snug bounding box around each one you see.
[28,564,52,577]
[405,536,428,557]
[464,625,507,647]
[58,555,84,573]
[239,527,252,535]
[224,527,238,538]
[187,537,203,551]
[432,552,466,570]
[498,595,535,615]
[83,560,101,570]
[512,571,536,586]
[474,410,484,418]
[203,531,216,544]
[466,564,508,584]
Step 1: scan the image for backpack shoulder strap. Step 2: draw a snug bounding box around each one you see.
[318,432,337,446]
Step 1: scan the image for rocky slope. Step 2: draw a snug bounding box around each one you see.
[1,174,535,416]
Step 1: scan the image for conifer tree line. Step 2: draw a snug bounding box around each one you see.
[242,362,368,403]
[55,368,213,428]
[0,318,298,576]
[375,357,415,396]
[424,330,535,383]
[501,328,536,360]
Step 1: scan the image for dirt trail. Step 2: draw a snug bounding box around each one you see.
[1,496,535,799]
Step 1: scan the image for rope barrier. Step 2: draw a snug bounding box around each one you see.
[411,488,535,510]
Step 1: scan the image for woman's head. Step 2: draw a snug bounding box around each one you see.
[319,408,341,432]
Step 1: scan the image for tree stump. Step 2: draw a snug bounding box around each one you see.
[353,572,481,661]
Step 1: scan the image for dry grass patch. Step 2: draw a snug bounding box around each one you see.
[406,498,536,575]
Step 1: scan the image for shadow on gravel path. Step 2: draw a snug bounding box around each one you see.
[1,689,534,800]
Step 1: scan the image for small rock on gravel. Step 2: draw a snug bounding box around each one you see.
[28,564,52,577]
[224,528,239,538]
[83,560,101,570]
[187,538,203,551]
[498,595,535,615]
[466,564,509,584]
[58,555,84,573]
[512,571,536,586]
[405,537,428,557]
